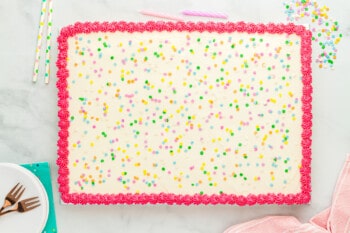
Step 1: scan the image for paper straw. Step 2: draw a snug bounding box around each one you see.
[139,10,184,21]
[44,0,53,84]
[33,0,48,83]
[181,10,228,19]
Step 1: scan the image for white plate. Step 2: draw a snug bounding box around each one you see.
[0,163,49,233]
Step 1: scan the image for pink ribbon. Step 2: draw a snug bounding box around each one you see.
[224,154,350,233]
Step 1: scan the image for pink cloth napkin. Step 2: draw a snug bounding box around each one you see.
[224,155,350,233]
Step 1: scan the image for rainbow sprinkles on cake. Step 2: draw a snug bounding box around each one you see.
[57,21,312,205]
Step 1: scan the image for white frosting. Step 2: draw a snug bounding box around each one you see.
[66,31,302,196]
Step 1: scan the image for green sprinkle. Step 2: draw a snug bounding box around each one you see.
[200,151,204,155]
[70,116,74,121]
[100,159,104,163]
[200,191,204,195]
[103,42,108,48]
[78,97,85,101]
[231,44,235,48]
[101,132,107,137]
[110,56,114,60]
[161,167,166,171]
[196,66,200,70]
[197,38,201,42]
[285,169,288,173]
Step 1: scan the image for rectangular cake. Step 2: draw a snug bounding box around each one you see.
[56,21,312,205]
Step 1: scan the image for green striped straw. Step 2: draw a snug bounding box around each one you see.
[33,0,48,83]
[44,0,53,84]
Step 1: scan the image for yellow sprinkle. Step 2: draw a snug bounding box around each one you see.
[72,143,77,148]
[134,163,140,167]
[262,134,268,141]
[90,142,94,147]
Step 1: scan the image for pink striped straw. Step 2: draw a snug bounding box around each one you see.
[139,10,184,21]
[181,10,228,19]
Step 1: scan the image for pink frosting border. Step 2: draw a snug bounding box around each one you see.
[56,21,312,205]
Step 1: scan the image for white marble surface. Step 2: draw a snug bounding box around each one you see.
[0,0,350,232]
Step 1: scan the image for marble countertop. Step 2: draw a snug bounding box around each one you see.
[0,0,350,232]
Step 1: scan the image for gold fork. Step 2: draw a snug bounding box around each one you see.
[0,197,40,216]
[0,183,25,212]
